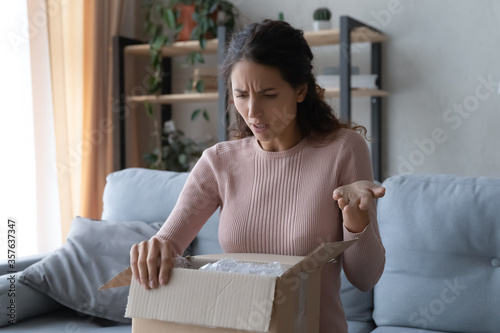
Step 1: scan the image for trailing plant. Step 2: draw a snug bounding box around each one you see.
[142,0,238,98]
[141,0,237,170]
[143,120,212,171]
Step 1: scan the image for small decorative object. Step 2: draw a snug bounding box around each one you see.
[278,12,284,21]
[313,7,332,31]
[143,120,212,172]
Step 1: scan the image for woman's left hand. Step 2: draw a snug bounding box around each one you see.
[333,180,386,233]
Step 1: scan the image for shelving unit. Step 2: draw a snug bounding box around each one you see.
[112,16,388,179]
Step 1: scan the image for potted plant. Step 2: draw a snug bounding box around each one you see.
[142,0,238,96]
[143,120,212,171]
[313,7,331,31]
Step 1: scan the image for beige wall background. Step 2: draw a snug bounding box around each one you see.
[122,0,500,179]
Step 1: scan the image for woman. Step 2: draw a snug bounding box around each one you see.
[130,19,385,333]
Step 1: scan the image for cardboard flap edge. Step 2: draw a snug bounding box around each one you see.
[99,266,132,290]
[283,239,358,277]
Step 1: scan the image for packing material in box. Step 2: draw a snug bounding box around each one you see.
[99,239,357,332]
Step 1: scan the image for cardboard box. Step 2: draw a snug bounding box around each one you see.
[100,240,357,332]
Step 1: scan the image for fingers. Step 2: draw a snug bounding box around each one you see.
[129,238,175,290]
[332,187,343,201]
[137,240,151,289]
[130,243,140,283]
[158,241,174,285]
[372,186,386,198]
[146,238,161,289]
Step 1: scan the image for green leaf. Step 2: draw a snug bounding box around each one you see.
[151,51,160,69]
[199,36,207,50]
[191,109,201,121]
[208,4,217,14]
[195,80,204,93]
[178,154,187,165]
[200,17,209,33]
[208,18,216,29]
[152,35,166,50]
[192,11,200,22]
[164,9,177,29]
[145,102,154,118]
[195,52,205,64]
[202,109,210,121]
[191,25,201,39]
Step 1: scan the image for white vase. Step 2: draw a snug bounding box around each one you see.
[313,20,331,31]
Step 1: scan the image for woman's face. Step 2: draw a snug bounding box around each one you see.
[230,61,307,151]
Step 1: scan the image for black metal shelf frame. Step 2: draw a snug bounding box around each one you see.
[340,16,384,181]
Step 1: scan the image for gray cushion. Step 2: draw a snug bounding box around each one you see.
[19,217,163,324]
[0,273,62,327]
[102,168,223,255]
[374,174,500,333]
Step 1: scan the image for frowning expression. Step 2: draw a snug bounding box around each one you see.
[231,61,307,151]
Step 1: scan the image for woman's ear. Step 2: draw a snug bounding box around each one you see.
[296,83,308,103]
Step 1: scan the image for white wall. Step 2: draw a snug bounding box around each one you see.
[174,0,500,179]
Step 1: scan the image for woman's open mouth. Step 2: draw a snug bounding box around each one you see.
[252,123,269,133]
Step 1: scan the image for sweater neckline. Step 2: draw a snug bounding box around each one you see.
[252,135,308,159]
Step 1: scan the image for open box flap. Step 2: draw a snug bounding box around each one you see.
[125,268,277,332]
[283,240,358,277]
[99,266,132,290]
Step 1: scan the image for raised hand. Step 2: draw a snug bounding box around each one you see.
[333,180,386,233]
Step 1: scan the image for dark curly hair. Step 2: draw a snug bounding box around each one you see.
[220,19,367,141]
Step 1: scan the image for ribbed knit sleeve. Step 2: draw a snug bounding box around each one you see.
[336,131,386,292]
[154,146,221,255]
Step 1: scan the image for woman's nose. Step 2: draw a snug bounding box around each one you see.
[248,97,262,118]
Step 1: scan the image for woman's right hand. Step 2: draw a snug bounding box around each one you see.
[130,237,176,290]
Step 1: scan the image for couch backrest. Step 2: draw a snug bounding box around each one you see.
[101,168,223,255]
[374,174,500,333]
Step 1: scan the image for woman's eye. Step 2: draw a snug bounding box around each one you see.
[264,94,277,98]
[236,95,247,98]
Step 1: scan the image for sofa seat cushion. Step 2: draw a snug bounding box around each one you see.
[346,319,376,333]
[371,326,448,333]
[0,308,131,332]
[374,174,500,333]
[0,273,62,327]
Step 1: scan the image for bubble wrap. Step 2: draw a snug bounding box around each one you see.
[199,258,287,276]
[173,255,193,269]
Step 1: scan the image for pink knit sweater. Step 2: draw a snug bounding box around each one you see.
[155,128,385,333]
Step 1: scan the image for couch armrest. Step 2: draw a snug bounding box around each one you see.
[0,253,49,275]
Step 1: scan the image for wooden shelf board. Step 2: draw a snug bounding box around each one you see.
[127,92,219,105]
[125,38,219,57]
[127,89,387,105]
[124,27,387,57]
[304,27,388,46]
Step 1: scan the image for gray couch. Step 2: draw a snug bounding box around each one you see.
[1,168,499,333]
